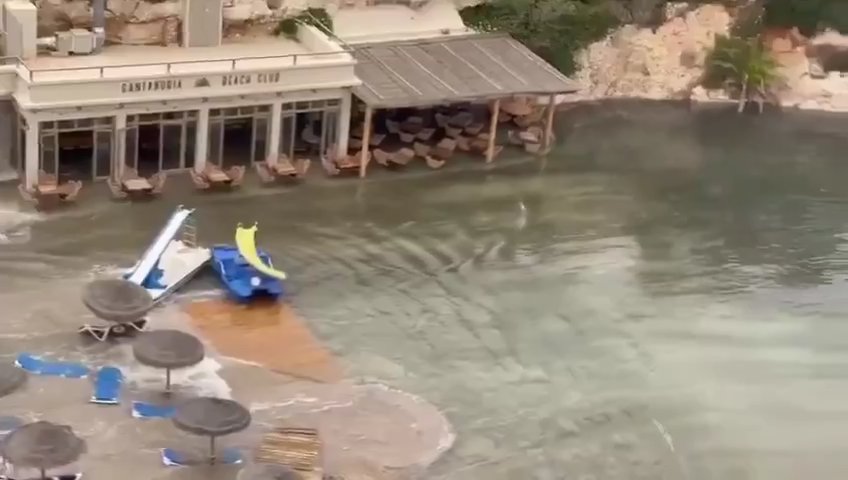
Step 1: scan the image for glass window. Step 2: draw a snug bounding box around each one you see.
[39,132,57,176]
[208,119,223,167]
[326,99,340,107]
[281,103,294,112]
[161,124,182,170]
[310,100,325,109]
[224,108,238,116]
[125,126,138,171]
[295,101,309,111]
[77,118,94,128]
[238,107,254,116]
[280,114,295,159]
[184,121,196,170]
[139,113,159,123]
[94,130,112,178]
[256,105,270,113]
[253,117,268,163]
[58,120,74,130]
[41,121,55,130]
[210,108,222,118]
[97,117,112,126]
[163,112,179,120]
[15,127,24,172]
[323,110,338,155]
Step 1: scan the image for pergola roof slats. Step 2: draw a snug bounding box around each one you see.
[352,33,579,108]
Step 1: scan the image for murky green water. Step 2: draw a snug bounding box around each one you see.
[4,100,848,479]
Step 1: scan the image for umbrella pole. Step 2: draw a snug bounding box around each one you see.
[209,435,216,465]
[165,368,171,394]
[40,466,46,479]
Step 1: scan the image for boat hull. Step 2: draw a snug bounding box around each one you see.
[211,245,284,302]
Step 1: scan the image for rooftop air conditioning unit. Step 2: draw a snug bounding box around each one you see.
[54,28,97,55]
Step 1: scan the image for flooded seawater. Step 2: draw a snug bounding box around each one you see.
[3,100,848,479]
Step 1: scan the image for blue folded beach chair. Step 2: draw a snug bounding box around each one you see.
[161,447,242,466]
[15,353,88,379]
[90,367,122,405]
[131,402,175,419]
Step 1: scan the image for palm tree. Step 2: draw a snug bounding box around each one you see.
[706,35,782,113]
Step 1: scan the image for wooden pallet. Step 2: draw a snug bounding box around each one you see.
[256,427,322,473]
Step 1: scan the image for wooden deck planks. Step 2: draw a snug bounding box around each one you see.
[183,300,343,383]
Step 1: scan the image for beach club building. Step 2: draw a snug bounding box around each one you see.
[0,0,577,194]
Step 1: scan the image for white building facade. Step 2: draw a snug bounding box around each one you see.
[0,0,357,187]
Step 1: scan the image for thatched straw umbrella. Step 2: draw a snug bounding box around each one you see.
[133,330,204,393]
[172,397,251,464]
[82,279,153,324]
[0,362,26,397]
[0,421,86,479]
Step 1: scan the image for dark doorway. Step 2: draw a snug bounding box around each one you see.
[57,130,93,181]
[222,118,253,168]
[137,124,160,177]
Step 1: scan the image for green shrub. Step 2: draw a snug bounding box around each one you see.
[460,0,619,75]
[274,17,299,39]
[296,8,334,33]
[703,34,781,111]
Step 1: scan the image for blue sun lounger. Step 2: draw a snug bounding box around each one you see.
[15,353,88,379]
[161,447,242,466]
[90,367,123,405]
[131,402,175,419]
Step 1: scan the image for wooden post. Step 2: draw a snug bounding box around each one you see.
[359,106,373,178]
[486,98,500,163]
[542,94,556,152]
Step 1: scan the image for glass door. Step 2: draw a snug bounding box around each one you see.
[208,118,223,167]
[39,131,57,177]
[94,130,112,179]
[252,116,268,163]
[161,124,182,171]
[125,125,138,173]
[280,113,295,160]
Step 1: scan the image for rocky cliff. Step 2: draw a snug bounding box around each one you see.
[35,0,479,45]
[572,2,732,101]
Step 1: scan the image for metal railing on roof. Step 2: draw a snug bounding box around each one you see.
[0,47,354,83]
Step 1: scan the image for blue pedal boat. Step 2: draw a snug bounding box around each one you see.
[210,245,284,301]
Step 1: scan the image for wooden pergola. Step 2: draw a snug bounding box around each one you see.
[349,33,579,177]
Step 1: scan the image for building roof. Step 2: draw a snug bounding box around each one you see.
[352,33,579,108]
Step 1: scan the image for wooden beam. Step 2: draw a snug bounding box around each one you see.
[486,98,500,163]
[542,94,556,152]
[358,106,373,178]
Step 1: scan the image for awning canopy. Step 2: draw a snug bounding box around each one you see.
[352,33,579,108]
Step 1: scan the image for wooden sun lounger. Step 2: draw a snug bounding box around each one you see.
[255,426,322,476]
[190,164,245,190]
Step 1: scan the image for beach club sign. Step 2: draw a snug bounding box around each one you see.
[119,71,284,94]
